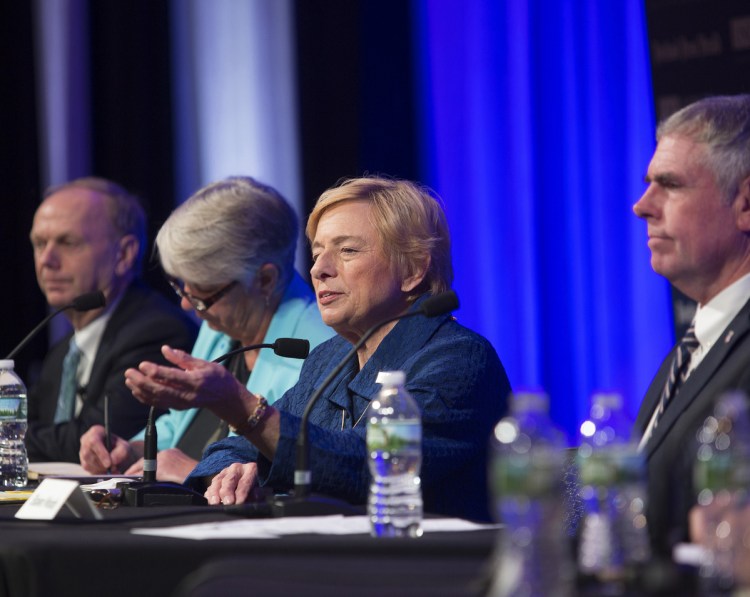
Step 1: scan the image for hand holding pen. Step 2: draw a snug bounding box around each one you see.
[78,423,138,476]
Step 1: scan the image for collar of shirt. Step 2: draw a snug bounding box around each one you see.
[639,273,750,451]
[689,272,750,374]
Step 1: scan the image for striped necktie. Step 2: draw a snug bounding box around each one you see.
[653,323,699,430]
[54,339,82,423]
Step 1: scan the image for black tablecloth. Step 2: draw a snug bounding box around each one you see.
[0,504,497,597]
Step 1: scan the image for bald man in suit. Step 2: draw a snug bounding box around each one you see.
[26,177,197,462]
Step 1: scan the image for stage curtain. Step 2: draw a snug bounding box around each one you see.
[414,0,672,438]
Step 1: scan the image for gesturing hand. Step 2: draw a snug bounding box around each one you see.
[125,345,247,416]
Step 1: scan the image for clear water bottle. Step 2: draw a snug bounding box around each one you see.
[488,390,573,597]
[577,392,650,593]
[693,391,750,593]
[366,370,423,538]
[0,359,28,488]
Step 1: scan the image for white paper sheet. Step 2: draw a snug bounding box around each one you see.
[130,515,499,540]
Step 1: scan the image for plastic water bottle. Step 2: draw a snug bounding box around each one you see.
[488,390,574,596]
[0,359,28,488]
[693,391,750,593]
[366,370,423,538]
[576,392,650,593]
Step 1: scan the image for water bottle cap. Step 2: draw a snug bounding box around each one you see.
[591,392,623,410]
[376,370,406,387]
[714,390,750,420]
[0,360,14,370]
[511,390,549,413]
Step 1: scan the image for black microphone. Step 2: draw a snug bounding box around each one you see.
[5,290,106,359]
[212,338,310,364]
[266,291,460,517]
[142,407,157,483]
[121,337,311,507]
[121,403,207,506]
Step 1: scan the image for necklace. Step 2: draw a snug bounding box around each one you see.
[342,407,369,430]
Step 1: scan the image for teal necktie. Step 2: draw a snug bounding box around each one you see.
[54,339,82,423]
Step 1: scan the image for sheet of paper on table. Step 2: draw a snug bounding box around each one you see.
[28,462,140,484]
[28,462,92,478]
[131,515,500,540]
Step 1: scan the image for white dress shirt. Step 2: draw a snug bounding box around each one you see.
[639,273,750,450]
[70,294,121,416]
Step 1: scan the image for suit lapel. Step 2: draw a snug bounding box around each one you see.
[83,283,141,403]
[642,298,750,459]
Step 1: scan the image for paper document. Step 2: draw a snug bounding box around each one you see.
[80,478,135,491]
[28,462,140,483]
[131,515,499,540]
[28,462,91,478]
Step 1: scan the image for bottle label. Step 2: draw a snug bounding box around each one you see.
[695,448,750,491]
[578,446,644,486]
[0,397,23,419]
[367,421,421,452]
[492,447,564,497]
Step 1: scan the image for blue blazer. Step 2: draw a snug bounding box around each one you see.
[188,295,512,522]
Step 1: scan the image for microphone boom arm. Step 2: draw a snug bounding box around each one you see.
[5,291,106,360]
[6,306,69,360]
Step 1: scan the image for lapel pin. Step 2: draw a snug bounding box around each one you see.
[725,330,735,344]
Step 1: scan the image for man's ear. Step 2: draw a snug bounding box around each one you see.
[401,255,430,294]
[114,234,139,276]
[735,176,750,233]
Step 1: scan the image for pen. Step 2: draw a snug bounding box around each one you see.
[104,394,112,474]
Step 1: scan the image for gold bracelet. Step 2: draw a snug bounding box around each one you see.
[229,396,269,435]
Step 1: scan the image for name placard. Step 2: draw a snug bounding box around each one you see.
[15,478,102,520]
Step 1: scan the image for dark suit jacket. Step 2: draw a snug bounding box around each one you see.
[26,281,198,462]
[635,296,750,555]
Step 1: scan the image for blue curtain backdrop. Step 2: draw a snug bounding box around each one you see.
[415,0,674,439]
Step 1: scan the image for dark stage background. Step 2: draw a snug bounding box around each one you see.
[1,0,421,387]
[2,0,748,438]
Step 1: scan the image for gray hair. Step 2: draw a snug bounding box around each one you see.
[44,176,147,273]
[156,176,298,292]
[657,94,750,204]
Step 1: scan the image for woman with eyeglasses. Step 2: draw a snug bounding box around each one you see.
[78,176,334,482]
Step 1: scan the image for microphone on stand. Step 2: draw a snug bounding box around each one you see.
[5,291,106,359]
[142,407,157,484]
[121,338,311,507]
[265,291,460,518]
[211,337,310,363]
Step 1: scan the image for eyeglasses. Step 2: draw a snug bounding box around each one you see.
[166,277,238,312]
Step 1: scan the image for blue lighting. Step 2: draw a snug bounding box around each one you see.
[414,0,673,441]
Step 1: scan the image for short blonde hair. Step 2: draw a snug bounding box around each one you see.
[306,176,453,301]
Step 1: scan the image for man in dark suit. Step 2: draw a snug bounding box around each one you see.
[26,177,197,462]
[632,94,750,555]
